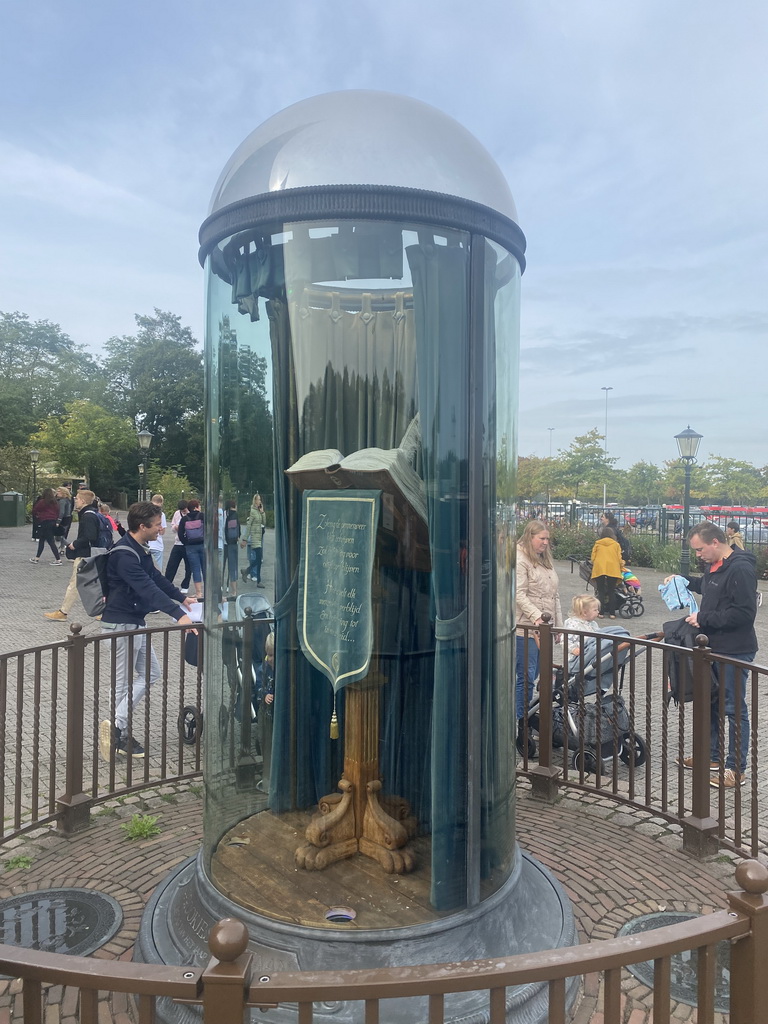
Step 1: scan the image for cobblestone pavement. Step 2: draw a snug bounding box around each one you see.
[0,528,766,1022]
[0,783,744,1023]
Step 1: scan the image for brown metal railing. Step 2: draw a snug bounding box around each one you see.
[0,620,206,839]
[0,861,766,1024]
[517,619,767,858]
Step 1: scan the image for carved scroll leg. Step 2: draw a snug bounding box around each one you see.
[360,780,416,874]
[296,778,358,871]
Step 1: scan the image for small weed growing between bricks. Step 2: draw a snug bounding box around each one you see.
[189,784,203,798]
[4,854,33,871]
[120,813,162,840]
[160,793,178,804]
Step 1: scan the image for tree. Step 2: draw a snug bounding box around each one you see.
[215,316,273,494]
[616,461,663,506]
[100,309,203,474]
[33,401,137,495]
[659,459,711,504]
[0,311,101,445]
[516,455,551,501]
[553,429,615,500]
[706,456,766,505]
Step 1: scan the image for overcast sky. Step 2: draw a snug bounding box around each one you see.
[1,0,765,470]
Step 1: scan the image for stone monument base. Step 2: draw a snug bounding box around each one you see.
[135,845,578,1024]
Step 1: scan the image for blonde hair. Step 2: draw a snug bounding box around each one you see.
[56,486,71,499]
[517,519,554,569]
[151,494,164,506]
[78,489,95,504]
[571,594,600,618]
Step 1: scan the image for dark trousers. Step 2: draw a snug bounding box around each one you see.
[164,545,191,589]
[35,520,59,560]
[593,575,618,616]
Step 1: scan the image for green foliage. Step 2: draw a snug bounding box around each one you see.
[553,429,616,500]
[4,853,33,870]
[625,536,682,573]
[545,524,596,561]
[0,311,103,446]
[755,546,768,580]
[101,309,204,484]
[33,401,137,495]
[120,813,161,840]
[147,467,197,509]
[0,443,37,495]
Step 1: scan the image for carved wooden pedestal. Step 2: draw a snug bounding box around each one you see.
[296,676,417,874]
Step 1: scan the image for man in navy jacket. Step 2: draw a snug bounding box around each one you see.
[99,501,197,759]
[669,521,758,788]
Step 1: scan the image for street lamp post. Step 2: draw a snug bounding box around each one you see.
[601,386,613,507]
[674,426,703,575]
[137,429,153,501]
[30,449,40,499]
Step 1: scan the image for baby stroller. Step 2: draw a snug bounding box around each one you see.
[179,592,275,745]
[567,556,644,618]
[516,627,648,774]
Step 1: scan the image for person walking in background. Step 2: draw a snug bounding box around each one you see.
[726,521,745,550]
[669,522,758,789]
[590,527,625,619]
[44,488,100,620]
[515,519,563,720]
[29,488,62,565]
[54,487,73,555]
[165,500,191,594]
[178,498,205,599]
[600,511,631,563]
[98,501,197,760]
[241,493,266,587]
[100,503,125,541]
[147,494,166,571]
[223,499,241,597]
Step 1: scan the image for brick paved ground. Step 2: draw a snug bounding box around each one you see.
[1,525,766,1022]
[0,782,742,1023]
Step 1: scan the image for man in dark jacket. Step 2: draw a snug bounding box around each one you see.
[99,501,197,759]
[44,488,101,621]
[670,521,758,788]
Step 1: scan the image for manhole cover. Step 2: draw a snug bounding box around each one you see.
[0,888,123,957]
[618,912,729,1013]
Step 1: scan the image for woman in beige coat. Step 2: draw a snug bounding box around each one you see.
[515,520,563,720]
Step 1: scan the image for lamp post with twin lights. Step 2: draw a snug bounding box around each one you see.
[674,425,703,575]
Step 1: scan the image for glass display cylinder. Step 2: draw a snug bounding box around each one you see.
[201,211,521,924]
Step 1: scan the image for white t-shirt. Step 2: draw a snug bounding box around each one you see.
[171,509,184,546]
[147,510,167,552]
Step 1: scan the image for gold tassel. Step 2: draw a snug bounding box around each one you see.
[330,696,339,740]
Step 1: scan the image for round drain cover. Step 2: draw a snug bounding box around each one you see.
[0,888,123,958]
[618,911,729,1013]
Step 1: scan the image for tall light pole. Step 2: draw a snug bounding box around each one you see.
[30,449,40,498]
[675,426,703,575]
[137,429,153,500]
[601,387,613,508]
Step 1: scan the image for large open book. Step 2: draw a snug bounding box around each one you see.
[286,447,429,569]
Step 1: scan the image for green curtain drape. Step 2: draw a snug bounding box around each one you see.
[407,241,471,910]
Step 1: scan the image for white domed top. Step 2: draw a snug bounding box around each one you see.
[208,90,518,223]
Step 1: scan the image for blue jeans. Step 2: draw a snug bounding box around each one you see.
[710,653,754,772]
[185,545,205,584]
[248,545,263,582]
[516,633,539,720]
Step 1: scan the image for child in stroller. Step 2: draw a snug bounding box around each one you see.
[567,555,644,618]
[516,593,648,773]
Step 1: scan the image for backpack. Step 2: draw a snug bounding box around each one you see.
[184,517,204,543]
[76,547,141,617]
[225,511,240,544]
[84,508,115,550]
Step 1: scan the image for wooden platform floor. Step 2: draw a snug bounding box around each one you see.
[211,806,447,930]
